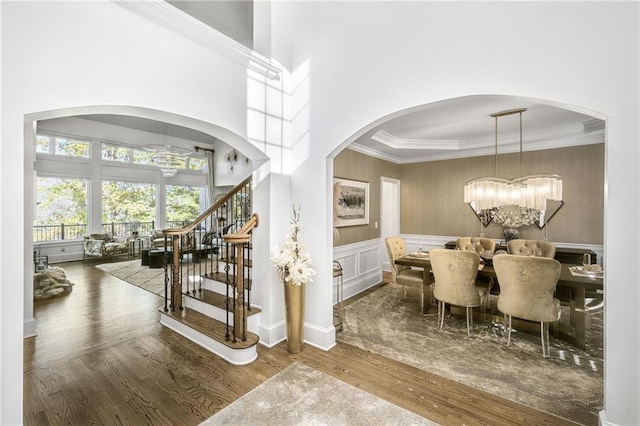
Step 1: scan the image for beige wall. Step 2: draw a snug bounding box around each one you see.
[335,144,604,246]
[333,149,400,246]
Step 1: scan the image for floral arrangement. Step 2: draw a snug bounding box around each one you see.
[490,205,540,228]
[271,205,316,286]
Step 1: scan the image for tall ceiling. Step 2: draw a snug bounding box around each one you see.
[76,6,605,163]
[167,0,254,49]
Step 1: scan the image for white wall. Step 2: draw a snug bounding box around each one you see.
[271,2,639,425]
[2,1,638,425]
[0,2,282,423]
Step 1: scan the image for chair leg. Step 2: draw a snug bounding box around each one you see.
[438,301,445,329]
[466,306,473,338]
[507,315,512,346]
[541,322,550,358]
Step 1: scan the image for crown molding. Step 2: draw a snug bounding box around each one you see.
[353,129,604,165]
[348,143,403,164]
[371,129,460,150]
[111,0,282,80]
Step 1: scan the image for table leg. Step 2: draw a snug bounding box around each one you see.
[557,287,587,350]
[421,269,436,314]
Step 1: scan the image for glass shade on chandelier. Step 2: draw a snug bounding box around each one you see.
[143,144,192,177]
[463,107,563,213]
[515,174,563,211]
[464,177,524,211]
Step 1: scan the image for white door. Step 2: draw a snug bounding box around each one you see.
[380,177,400,272]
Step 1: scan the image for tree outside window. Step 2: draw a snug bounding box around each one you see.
[166,185,204,227]
[102,181,156,235]
[34,177,88,241]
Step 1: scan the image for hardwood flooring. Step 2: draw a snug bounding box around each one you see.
[24,261,577,425]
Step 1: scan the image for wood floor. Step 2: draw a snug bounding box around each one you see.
[24,261,577,426]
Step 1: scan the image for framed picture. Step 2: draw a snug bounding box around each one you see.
[334,178,370,227]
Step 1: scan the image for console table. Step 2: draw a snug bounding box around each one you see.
[443,240,597,265]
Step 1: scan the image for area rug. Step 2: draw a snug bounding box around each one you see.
[337,283,603,426]
[199,362,437,425]
[95,260,165,297]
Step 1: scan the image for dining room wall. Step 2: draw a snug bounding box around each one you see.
[334,143,604,246]
[333,148,400,247]
[400,143,604,244]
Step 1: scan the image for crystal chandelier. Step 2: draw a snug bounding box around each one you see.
[463,108,563,212]
[143,144,192,177]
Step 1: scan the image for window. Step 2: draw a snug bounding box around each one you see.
[133,148,156,166]
[166,185,204,227]
[34,177,88,241]
[102,143,130,162]
[102,181,156,235]
[189,157,207,172]
[54,136,90,157]
[36,134,51,154]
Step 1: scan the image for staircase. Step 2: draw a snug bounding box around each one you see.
[157,177,261,365]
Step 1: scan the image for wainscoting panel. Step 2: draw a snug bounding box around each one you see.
[333,240,382,301]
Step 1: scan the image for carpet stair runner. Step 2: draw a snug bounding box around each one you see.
[159,267,261,365]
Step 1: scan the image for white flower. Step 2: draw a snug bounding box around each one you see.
[490,205,540,228]
[271,205,316,286]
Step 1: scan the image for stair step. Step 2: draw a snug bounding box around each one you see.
[203,271,252,287]
[186,288,261,317]
[159,307,259,350]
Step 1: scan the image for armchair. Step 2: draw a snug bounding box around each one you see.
[83,233,129,259]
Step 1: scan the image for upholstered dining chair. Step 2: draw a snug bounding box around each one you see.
[430,249,485,338]
[385,236,425,305]
[456,237,496,317]
[493,254,562,357]
[507,239,556,258]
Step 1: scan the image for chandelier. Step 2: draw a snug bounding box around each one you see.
[143,144,192,177]
[463,108,563,212]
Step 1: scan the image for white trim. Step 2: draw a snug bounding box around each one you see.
[24,318,37,338]
[303,322,337,351]
[258,320,286,348]
[334,239,383,300]
[160,313,257,365]
[599,410,617,426]
[111,0,282,81]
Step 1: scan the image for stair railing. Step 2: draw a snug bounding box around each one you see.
[161,176,253,319]
[223,213,259,342]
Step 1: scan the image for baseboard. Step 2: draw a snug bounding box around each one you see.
[303,321,336,351]
[258,319,286,348]
[24,317,37,338]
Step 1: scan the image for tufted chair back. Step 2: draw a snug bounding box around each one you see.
[507,239,556,258]
[430,249,483,337]
[430,249,481,308]
[385,236,409,282]
[456,237,496,259]
[493,254,562,356]
[494,254,561,322]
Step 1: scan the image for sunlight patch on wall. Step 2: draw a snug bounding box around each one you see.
[246,58,311,176]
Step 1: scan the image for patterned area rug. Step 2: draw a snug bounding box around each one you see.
[337,283,603,425]
[199,362,437,425]
[95,260,165,297]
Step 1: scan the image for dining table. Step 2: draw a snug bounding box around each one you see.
[394,253,603,350]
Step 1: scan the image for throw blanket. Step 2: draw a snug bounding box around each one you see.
[34,267,74,300]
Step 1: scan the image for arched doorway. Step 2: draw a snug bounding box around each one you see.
[329,94,606,424]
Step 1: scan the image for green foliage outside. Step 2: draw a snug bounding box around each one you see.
[167,185,202,223]
[102,181,156,223]
[54,137,90,157]
[36,177,87,225]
